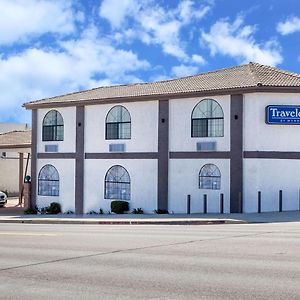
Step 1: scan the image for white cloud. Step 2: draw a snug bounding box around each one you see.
[0,0,77,45]
[99,0,140,28]
[191,54,206,65]
[201,17,282,66]
[178,0,211,24]
[138,7,187,60]
[171,64,199,77]
[277,16,300,35]
[100,0,211,62]
[0,26,150,122]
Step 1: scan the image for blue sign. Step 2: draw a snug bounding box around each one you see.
[266,105,300,124]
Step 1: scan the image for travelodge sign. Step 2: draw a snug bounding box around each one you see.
[266,105,300,124]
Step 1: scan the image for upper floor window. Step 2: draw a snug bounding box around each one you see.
[199,164,221,190]
[38,164,60,196]
[105,165,130,200]
[42,110,64,141]
[191,99,224,137]
[106,106,131,140]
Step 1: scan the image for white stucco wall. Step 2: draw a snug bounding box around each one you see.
[0,153,31,195]
[84,159,157,213]
[169,96,230,152]
[36,159,75,212]
[85,101,158,153]
[244,159,300,212]
[169,159,230,213]
[37,107,76,153]
[244,93,300,151]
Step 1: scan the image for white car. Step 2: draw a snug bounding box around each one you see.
[0,191,7,207]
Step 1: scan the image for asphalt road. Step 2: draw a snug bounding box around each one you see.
[0,222,299,300]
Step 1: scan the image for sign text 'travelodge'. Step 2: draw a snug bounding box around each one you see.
[266,105,300,124]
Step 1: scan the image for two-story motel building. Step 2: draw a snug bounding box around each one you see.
[24,62,300,214]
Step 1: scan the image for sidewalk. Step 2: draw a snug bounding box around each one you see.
[0,211,299,225]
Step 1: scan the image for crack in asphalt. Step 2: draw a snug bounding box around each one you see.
[0,231,274,272]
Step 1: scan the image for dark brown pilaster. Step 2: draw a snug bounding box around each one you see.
[75,106,85,214]
[230,94,243,213]
[18,152,24,205]
[31,109,37,209]
[157,100,169,211]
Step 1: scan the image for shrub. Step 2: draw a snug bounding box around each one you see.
[132,208,144,214]
[154,209,169,214]
[64,210,74,214]
[88,210,98,215]
[111,200,129,214]
[46,202,61,214]
[40,207,48,215]
[99,208,104,214]
[24,206,38,215]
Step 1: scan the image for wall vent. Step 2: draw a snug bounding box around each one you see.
[109,144,125,152]
[45,145,58,153]
[197,142,216,151]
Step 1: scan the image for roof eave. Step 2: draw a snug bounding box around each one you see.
[0,143,32,149]
[23,85,300,110]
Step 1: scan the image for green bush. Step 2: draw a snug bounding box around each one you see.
[99,208,104,214]
[154,209,169,214]
[132,208,144,214]
[46,202,61,214]
[24,206,38,215]
[111,200,129,214]
[40,207,48,214]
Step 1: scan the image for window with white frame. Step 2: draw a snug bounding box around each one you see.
[38,165,60,196]
[191,99,224,137]
[105,106,131,140]
[199,164,221,190]
[105,165,130,200]
[42,110,64,141]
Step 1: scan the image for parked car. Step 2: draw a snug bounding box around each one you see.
[0,191,7,207]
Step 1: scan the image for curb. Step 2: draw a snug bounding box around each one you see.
[0,219,248,225]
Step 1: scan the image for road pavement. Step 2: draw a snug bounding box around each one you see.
[0,222,299,299]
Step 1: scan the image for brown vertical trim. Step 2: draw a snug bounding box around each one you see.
[230,94,243,213]
[31,109,37,209]
[75,106,85,214]
[157,100,169,210]
[18,152,24,205]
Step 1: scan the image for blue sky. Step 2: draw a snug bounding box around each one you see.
[0,0,300,124]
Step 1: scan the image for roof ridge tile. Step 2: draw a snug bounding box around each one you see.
[23,63,300,108]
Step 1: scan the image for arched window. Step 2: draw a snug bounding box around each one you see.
[199,164,221,190]
[105,165,130,200]
[191,99,224,137]
[38,165,60,196]
[42,110,64,141]
[106,106,131,140]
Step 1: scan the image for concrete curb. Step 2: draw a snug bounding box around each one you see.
[0,218,248,225]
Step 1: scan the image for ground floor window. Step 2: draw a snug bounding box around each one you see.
[199,164,221,190]
[38,164,60,196]
[105,165,130,200]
